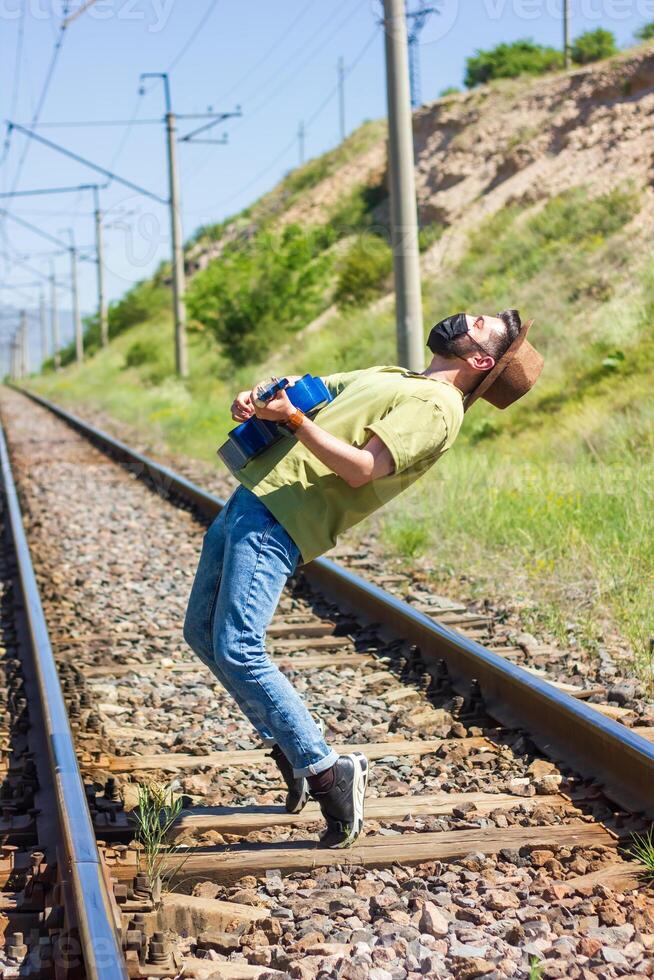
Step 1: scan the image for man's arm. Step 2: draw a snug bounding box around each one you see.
[252,387,394,488]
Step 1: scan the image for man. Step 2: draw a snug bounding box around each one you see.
[184,310,544,848]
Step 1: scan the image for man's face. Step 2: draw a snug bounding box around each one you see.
[465,313,504,351]
[462,313,505,370]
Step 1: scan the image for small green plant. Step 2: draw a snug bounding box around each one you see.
[439,85,461,97]
[130,781,190,902]
[418,222,444,254]
[385,517,430,558]
[334,233,392,309]
[628,825,654,878]
[468,417,501,444]
[635,21,654,41]
[187,223,333,367]
[571,28,617,65]
[328,182,387,236]
[108,279,170,340]
[125,339,159,369]
[528,956,544,980]
[465,39,563,88]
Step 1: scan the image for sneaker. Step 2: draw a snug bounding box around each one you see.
[312,752,368,849]
[268,743,310,814]
[267,719,325,815]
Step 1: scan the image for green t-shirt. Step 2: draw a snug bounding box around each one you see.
[235,366,464,564]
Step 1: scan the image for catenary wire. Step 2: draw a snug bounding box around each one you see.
[214,0,320,104]
[193,22,381,216]
[167,0,221,72]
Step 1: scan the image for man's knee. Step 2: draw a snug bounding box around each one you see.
[213,633,267,673]
[183,612,211,661]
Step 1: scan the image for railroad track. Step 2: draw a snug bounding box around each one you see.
[1,384,653,979]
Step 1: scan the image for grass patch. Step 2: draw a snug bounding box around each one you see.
[628,826,654,879]
[130,781,190,902]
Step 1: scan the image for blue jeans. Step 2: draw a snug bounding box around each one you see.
[183,486,338,777]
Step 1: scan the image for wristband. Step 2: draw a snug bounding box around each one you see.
[284,408,305,433]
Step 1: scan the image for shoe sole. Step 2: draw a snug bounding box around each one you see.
[328,751,368,849]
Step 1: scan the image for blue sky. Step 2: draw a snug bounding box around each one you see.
[0,0,652,360]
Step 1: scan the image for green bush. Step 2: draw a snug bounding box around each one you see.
[635,21,654,41]
[461,185,639,288]
[186,223,333,367]
[125,338,160,368]
[418,223,444,253]
[328,183,387,236]
[333,234,393,310]
[465,39,563,88]
[571,28,617,65]
[108,280,170,339]
[439,86,461,97]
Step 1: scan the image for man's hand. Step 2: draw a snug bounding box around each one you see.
[231,390,255,422]
[252,388,294,422]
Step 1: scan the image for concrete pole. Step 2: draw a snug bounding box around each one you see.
[166,108,188,379]
[563,0,570,69]
[383,0,424,371]
[20,310,28,377]
[93,185,108,348]
[39,290,48,369]
[67,230,83,364]
[298,121,305,166]
[50,262,61,371]
[338,56,346,143]
[12,330,21,380]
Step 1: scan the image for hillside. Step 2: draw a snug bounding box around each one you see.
[26,43,654,680]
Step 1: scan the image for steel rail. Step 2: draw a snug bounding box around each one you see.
[18,387,654,818]
[0,417,127,978]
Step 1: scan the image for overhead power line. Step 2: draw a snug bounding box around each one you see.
[6,123,168,204]
[61,0,102,28]
[1,0,27,169]
[216,0,319,104]
[199,23,380,214]
[1,3,71,242]
[167,0,221,72]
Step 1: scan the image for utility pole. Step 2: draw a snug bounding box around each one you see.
[383,0,424,372]
[92,185,108,348]
[8,104,238,379]
[49,261,61,371]
[39,289,48,369]
[406,2,436,110]
[563,0,571,69]
[140,72,188,379]
[65,228,83,363]
[338,57,346,143]
[298,121,305,166]
[11,330,20,381]
[20,310,28,377]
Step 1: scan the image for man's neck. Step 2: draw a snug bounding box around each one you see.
[420,354,479,396]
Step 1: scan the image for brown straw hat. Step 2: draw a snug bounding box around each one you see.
[464,318,544,412]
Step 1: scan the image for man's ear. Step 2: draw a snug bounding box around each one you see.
[468,353,495,373]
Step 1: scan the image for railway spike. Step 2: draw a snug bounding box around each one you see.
[467,678,484,714]
[432,658,450,694]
